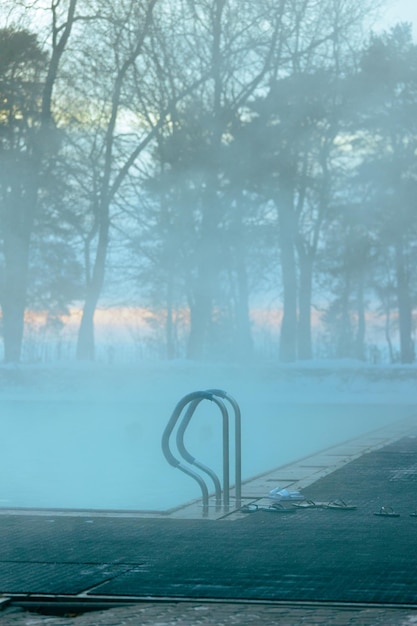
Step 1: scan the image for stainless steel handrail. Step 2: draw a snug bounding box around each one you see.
[161,389,242,514]
[206,389,242,507]
[176,396,227,509]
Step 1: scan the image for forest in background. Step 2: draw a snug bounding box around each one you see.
[0,0,416,365]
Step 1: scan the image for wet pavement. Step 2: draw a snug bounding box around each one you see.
[2,417,417,624]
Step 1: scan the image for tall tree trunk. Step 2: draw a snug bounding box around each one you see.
[234,258,254,360]
[76,218,109,360]
[395,240,414,364]
[2,231,31,362]
[278,202,297,362]
[186,193,218,359]
[232,194,253,360]
[385,307,395,363]
[187,285,213,360]
[166,275,176,359]
[2,175,36,362]
[75,0,159,360]
[0,2,77,362]
[355,277,366,361]
[76,300,96,361]
[338,274,352,358]
[297,250,313,360]
[186,0,225,360]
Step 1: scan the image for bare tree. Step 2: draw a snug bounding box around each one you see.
[0,0,78,362]
[139,0,289,359]
[237,0,381,361]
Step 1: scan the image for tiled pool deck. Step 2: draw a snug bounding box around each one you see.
[2,414,417,625]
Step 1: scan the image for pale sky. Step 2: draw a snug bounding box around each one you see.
[378,0,417,34]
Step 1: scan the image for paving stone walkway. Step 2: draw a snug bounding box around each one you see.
[2,602,417,625]
[2,423,417,625]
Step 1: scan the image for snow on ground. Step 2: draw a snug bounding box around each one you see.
[1,359,416,511]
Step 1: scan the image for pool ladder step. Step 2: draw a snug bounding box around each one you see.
[162,390,241,516]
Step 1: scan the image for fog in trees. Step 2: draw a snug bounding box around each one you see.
[0,0,416,365]
[2,0,417,518]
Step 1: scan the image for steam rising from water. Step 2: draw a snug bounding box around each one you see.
[1,362,415,510]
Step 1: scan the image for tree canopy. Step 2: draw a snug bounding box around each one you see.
[0,1,416,364]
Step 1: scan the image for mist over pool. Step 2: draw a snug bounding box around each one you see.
[1,361,416,511]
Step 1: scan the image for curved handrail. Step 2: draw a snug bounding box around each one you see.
[176,395,229,508]
[161,389,242,513]
[161,391,215,513]
[161,391,213,468]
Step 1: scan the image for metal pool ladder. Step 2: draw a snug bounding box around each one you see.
[162,389,241,515]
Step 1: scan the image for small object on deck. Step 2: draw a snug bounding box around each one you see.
[373,506,400,517]
[267,502,297,513]
[240,504,260,513]
[268,487,305,502]
[324,499,357,510]
[240,503,297,514]
[292,500,327,509]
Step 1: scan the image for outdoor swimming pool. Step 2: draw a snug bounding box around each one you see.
[2,403,415,512]
[1,363,416,511]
